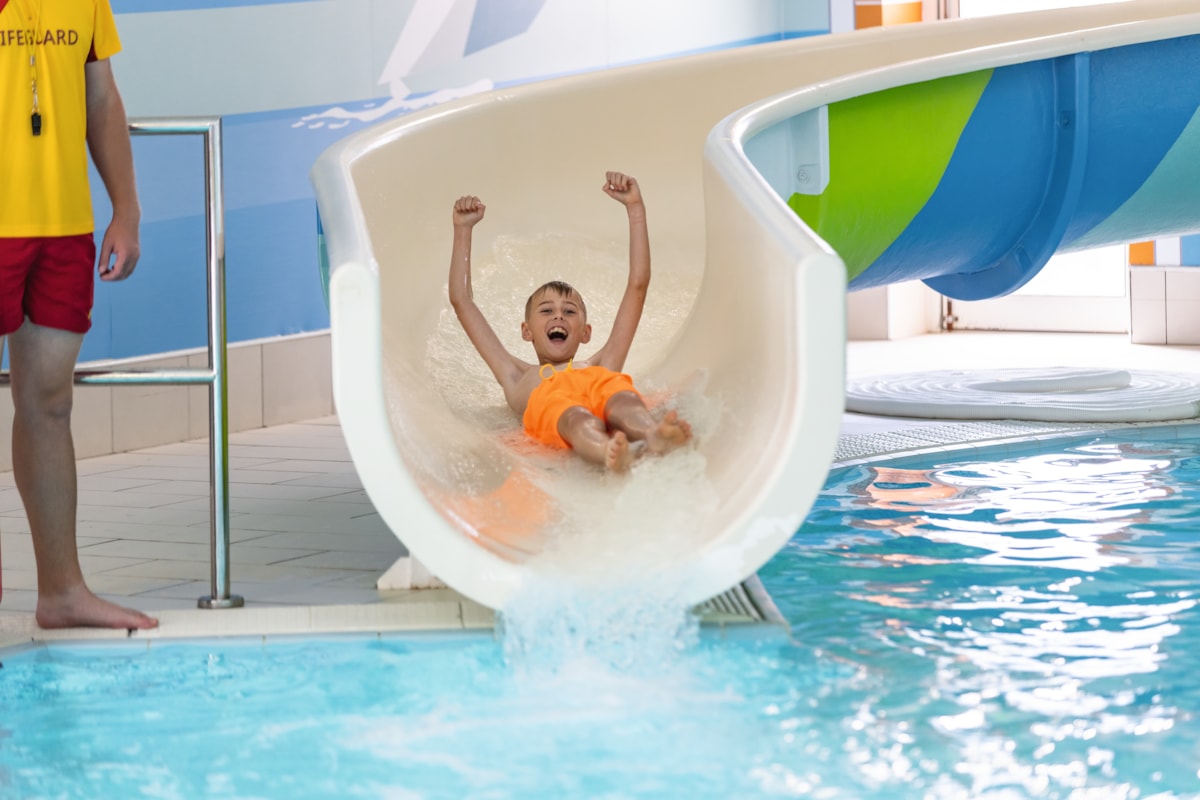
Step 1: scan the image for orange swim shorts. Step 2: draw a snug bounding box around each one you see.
[522,365,640,449]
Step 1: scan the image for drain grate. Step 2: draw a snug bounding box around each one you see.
[696,575,788,629]
[835,420,1093,464]
[698,584,761,620]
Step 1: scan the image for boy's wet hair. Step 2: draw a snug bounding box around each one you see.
[525,280,586,319]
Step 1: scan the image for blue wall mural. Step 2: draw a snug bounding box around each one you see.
[82,0,828,362]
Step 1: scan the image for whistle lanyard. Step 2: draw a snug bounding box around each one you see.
[9,0,43,136]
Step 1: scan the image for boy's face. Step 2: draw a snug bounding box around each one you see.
[521,288,591,363]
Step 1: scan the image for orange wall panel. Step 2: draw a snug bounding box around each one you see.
[855,4,883,28]
[1128,241,1156,266]
[856,1,923,29]
[883,2,923,25]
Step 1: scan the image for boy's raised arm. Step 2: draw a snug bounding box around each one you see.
[591,172,650,372]
[448,196,527,393]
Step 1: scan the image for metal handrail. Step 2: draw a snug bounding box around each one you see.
[0,116,243,610]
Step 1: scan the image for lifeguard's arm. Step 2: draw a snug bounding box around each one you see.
[85,58,141,282]
[589,172,650,372]
[448,196,529,396]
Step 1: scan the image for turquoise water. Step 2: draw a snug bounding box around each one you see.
[4,427,1200,798]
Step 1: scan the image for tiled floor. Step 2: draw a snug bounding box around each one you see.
[0,416,413,619]
[840,329,1200,441]
[1,331,1198,640]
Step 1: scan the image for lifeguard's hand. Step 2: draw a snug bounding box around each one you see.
[453,195,486,227]
[602,171,643,207]
[97,216,140,282]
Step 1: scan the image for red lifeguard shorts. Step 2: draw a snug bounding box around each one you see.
[523,365,640,449]
[0,235,96,336]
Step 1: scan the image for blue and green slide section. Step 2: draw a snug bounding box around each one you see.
[779,34,1200,300]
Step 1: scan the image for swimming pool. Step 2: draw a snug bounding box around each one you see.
[3,425,1200,798]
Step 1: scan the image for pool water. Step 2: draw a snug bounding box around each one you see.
[4,427,1200,798]
[761,429,1200,797]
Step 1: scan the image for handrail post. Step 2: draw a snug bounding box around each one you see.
[196,119,240,609]
[127,118,243,609]
[130,118,242,610]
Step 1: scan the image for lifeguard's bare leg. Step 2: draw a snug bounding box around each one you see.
[603,391,691,454]
[556,406,633,472]
[0,335,4,602]
[8,321,158,629]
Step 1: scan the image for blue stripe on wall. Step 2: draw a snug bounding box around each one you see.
[85,108,346,362]
[1183,234,1200,267]
[781,30,825,41]
[466,0,546,56]
[87,135,208,362]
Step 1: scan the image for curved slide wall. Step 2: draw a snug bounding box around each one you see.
[771,33,1200,299]
[311,1,1200,611]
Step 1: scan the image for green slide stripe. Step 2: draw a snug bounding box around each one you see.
[788,70,992,280]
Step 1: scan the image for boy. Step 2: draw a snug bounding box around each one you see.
[448,171,691,472]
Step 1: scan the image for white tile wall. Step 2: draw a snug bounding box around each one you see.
[1129,267,1166,301]
[1129,267,1167,345]
[1167,269,1200,301]
[1131,267,1200,345]
[261,334,334,426]
[847,286,890,340]
[1131,299,1168,345]
[111,356,193,452]
[1166,299,1200,346]
[73,384,115,459]
[0,332,332,471]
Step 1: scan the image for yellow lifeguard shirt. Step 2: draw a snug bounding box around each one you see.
[0,0,121,236]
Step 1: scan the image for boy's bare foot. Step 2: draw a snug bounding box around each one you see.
[36,586,159,630]
[646,410,692,455]
[605,431,634,472]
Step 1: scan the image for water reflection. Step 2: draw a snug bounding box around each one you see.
[841,443,1177,572]
[783,436,1200,795]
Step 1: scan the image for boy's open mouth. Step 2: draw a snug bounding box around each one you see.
[548,326,568,341]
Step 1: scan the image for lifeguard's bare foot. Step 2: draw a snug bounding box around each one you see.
[36,586,159,630]
[606,431,634,472]
[646,410,692,455]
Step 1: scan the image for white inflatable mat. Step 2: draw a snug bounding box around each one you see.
[847,368,1200,423]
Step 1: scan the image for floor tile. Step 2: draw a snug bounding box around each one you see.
[238,531,398,553]
[79,539,215,562]
[76,490,203,509]
[227,513,390,535]
[240,459,359,474]
[226,545,332,566]
[276,473,364,489]
[75,505,215,526]
[270,549,405,571]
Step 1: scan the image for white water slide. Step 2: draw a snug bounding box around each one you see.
[310,0,1200,611]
